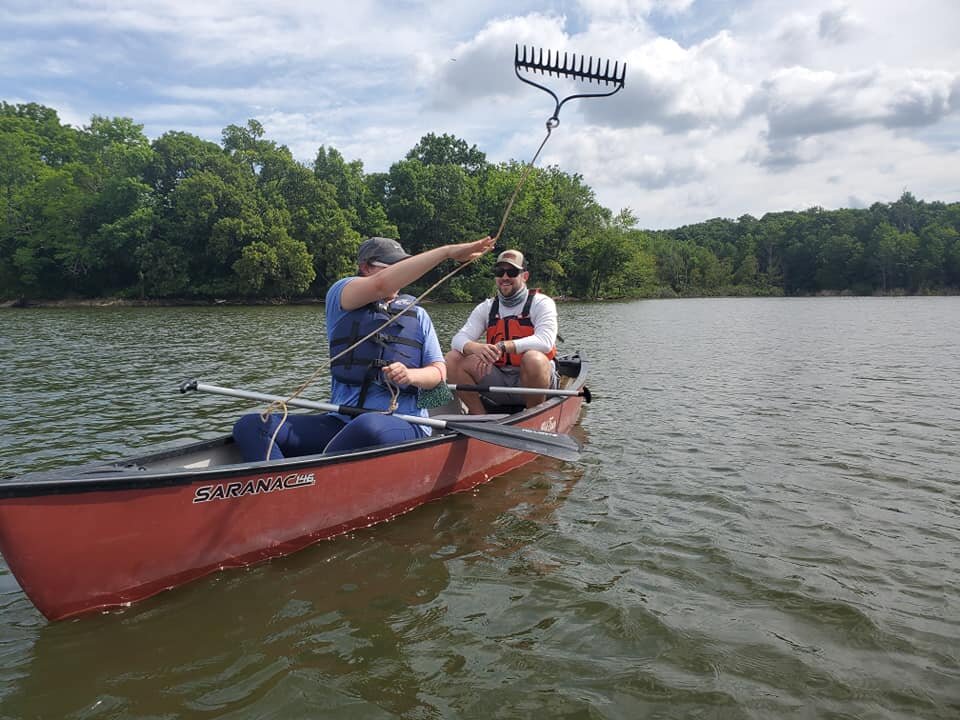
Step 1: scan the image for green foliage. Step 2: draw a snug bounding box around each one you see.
[1,102,958,302]
[871,222,918,293]
[82,115,154,180]
[145,131,224,196]
[314,146,395,238]
[382,159,481,254]
[650,194,960,297]
[135,240,189,298]
[405,133,486,175]
[233,230,315,298]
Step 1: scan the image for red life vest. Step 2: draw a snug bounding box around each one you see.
[485,289,557,367]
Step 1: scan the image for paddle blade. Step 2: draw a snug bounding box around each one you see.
[446,421,582,462]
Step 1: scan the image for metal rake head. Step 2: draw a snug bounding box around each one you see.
[515,44,626,127]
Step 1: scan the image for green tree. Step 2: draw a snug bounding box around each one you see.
[233,228,315,298]
[815,234,863,290]
[0,104,84,298]
[4,101,960,302]
[81,115,154,180]
[733,255,758,287]
[0,102,80,167]
[914,223,953,290]
[567,212,655,299]
[871,222,918,292]
[480,163,562,266]
[271,160,359,291]
[405,133,486,175]
[152,167,262,296]
[383,159,480,254]
[314,146,395,238]
[690,245,730,291]
[134,239,189,297]
[14,165,92,296]
[755,213,793,289]
[476,163,608,297]
[145,131,225,196]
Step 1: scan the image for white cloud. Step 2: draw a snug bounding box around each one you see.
[576,0,695,20]
[1,0,957,230]
[586,32,751,130]
[817,6,863,43]
[427,14,571,110]
[757,66,958,141]
[129,103,222,123]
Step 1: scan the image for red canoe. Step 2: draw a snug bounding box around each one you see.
[0,354,588,621]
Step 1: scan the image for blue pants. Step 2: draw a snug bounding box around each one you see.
[232,412,424,463]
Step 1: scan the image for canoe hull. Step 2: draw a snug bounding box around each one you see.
[0,361,586,621]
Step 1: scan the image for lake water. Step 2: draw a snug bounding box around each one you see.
[0,297,958,719]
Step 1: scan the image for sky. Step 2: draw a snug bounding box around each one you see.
[1,0,959,230]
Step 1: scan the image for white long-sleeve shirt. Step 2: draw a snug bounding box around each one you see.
[450,292,558,355]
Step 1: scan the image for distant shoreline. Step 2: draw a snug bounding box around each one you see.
[1,297,330,309]
[0,296,506,308]
[4,289,958,309]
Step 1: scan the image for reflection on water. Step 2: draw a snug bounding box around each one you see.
[1,298,959,719]
[2,454,583,718]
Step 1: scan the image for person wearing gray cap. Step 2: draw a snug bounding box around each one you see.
[445,249,559,414]
[233,234,495,460]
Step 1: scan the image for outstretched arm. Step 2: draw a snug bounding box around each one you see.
[341,236,495,310]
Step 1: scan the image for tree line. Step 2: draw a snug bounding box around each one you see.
[2,101,958,303]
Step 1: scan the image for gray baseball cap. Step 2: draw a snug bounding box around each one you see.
[357,237,411,265]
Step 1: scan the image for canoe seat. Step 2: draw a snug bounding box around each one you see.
[480,398,525,415]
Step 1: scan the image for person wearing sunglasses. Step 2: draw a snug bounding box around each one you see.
[445,249,559,414]
[233,234,496,460]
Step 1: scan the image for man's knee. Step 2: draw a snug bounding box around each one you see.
[345,413,382,440]
[326,414,417,453]
[233,413,269,439]
[445,349,466,370]
[520,351,551,384]
[447,351,484,382]
[521,349,549,366]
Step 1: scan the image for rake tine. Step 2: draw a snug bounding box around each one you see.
[514,44,626,126]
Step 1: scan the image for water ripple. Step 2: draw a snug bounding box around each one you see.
[1,299,959,719]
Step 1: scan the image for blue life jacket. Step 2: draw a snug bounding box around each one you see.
[329,294,424,406]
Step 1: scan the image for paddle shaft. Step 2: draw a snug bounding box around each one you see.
[447,383,588,399]
[180,380,582,461]
[186,382,448,430]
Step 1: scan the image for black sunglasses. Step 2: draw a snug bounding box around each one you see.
[493,267,522,278]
